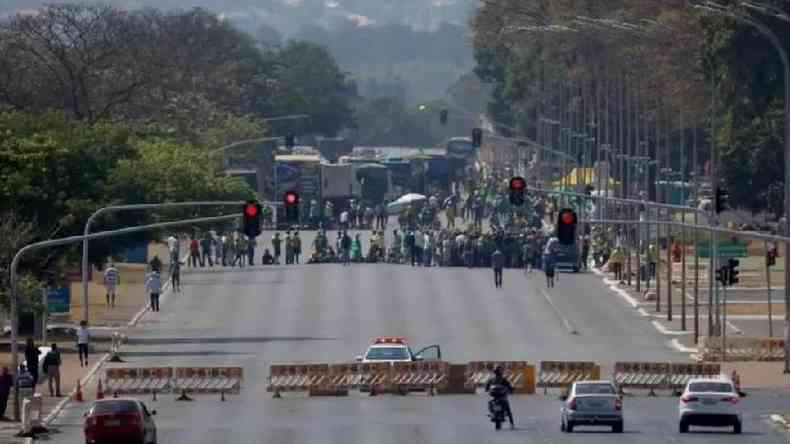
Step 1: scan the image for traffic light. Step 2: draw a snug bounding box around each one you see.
[284,190,300,224]
[715,265,729,286]
[472,128,483,148]
[439,109,448,125]
[728,258,740,286]
[556,208,578,245]
[767,247,778,267]
[715,187,729,214]
[509,176,526,206]
[242,201,262,238]
[285,132,296,149]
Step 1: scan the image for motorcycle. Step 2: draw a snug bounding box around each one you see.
[487,385,509,430]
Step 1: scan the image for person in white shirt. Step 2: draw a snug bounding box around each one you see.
[77,321,90,367]
[103,264,120,309]
[340,210,350,230]
[167,235,179,263]
[423,232,433,267]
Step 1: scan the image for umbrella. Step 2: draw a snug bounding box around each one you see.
[387,193,427,215]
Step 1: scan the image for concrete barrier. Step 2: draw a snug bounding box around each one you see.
[390,361,449,394]
[700,336,785,362]
[465,361,535,394]
[614,362,670,392]
[538,361,599,390]
[105,367,173,394]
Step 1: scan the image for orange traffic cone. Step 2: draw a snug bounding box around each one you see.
[96,379,104,400]
[74,380,84,402]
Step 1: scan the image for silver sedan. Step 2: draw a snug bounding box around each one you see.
[561,380,624,433]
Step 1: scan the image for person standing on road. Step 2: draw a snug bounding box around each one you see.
[189,237,200,268]
[293,232,302,264]
[405,231,416,266]
[234,235,247,268]
[491,248,505,289]
[0,367,12,419]
[247,235,256,266]
[272,232,282,264]
[284,232,293,265]
[43,343,62,397]
[423,231,433,267]
[103,263,120,309]
[341,231,352,265]
[24,338,39,387]
[145,270,162,312]
[77,321,89,367]
[169,258,181,293]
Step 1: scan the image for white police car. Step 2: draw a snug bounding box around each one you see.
[355,337,441,364]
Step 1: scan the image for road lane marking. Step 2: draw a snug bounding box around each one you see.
[539,288,579,335]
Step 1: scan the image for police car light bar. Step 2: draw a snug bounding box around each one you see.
[373,337,407,345]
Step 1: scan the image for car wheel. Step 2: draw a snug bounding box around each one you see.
[612,422,623,433]
[566,421,574,433]
[733,421,742,435]
[679,420,689,433]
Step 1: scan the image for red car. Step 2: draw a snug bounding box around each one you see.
[84,398,157,444]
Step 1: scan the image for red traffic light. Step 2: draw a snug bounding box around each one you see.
[560,211,576,225]
[244,203,259,217]
[284,191,299,205]
[509,177,526,191]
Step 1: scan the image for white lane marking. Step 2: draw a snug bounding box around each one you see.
[539,288,579,335]
[651,320,691,336]
[592,267,640,308]
[670,338,698,353]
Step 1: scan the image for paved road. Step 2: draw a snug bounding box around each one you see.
[49,231,790,443]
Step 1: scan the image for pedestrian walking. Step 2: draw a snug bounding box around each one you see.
[220,233,229,266]
[169,258,181,292]
[189,237,200,267]
[77,320,89,367]
[200,232,214,267]
[272,232,282,264]
[544,254,556,288]
[0,367,12,419]
[423,231,433,267]
[492,248,505,288]
[234,236,246,268]
[103,263,120,309]
[167,234,179,264]
[406,231,416,266]
[42,343,62,397]
[145,270,162,312]
[24,338,39,387]
[149,254,162,273]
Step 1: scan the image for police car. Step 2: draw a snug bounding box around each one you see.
[355,337,441,364]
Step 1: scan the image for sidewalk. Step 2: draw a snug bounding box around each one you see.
[0,284,157,442]
[594,260,790,390]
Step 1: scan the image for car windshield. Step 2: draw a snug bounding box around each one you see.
[575,383,615,395]
[688,382,734,393]
[92,401,139,414]
[365,347,410,360]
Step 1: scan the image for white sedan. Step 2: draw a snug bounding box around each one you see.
[678,378,742,434]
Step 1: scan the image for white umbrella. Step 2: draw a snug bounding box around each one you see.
[387,193,427,214]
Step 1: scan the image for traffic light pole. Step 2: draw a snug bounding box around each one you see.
[12,212,240,420]
[81,201,244,322]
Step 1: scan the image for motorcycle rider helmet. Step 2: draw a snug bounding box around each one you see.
[493,365,503,377]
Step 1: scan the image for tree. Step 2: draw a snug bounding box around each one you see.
[251,41,356,137]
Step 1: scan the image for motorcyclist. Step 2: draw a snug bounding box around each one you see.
[485,366,514,429]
